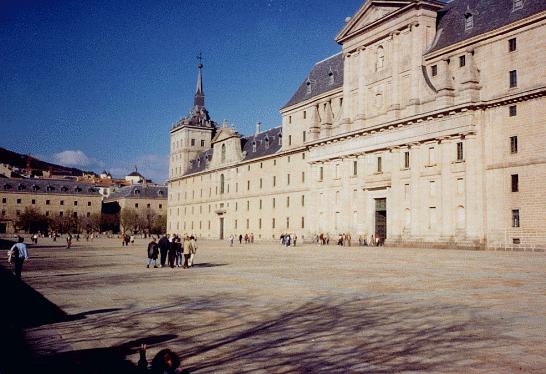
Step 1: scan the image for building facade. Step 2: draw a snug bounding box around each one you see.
[0,178,102,234]
[103,185,167,233]
[168,0,546,249]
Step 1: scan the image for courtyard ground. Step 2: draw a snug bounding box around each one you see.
[3,237,546,373]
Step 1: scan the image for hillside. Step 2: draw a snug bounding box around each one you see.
[0,147,94,177]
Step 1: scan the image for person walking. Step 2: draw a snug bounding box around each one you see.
[174,236,183,267]
[229,234,234,247]
[189,236,197,267]
[146,238,159,268]
[158,235,170,268]
[66,233,72,249]
[238,234,243,244]
[167,238,177,268]
[182,235,192,269]
[8,236,29,279]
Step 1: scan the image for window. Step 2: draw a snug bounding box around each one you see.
[513,0,523,11]
[191,139,195,146]
[306,80,311,95]
[220,174,225,194]
[60,200,64,206]
[46,200,50,205]
[88,201,91,206]
[301,195,305,207]
[264,138,269,149]
[259,178,263,189]
[303,111,307,119]
[135,203,139,208]
[459,55,466,67]
[247,180,250,190]
[404,151,410,169]
[509,105,517,117]
[431,65,437,77]
[512,209,520,227]
[272,218,276,229]
[201,139,205,147]
[430,181,436,197]
[328,68,334,85]
[246,200,250,211]
[286,217,290,229]
[221,144,226,162]
[288,135,292,146]
[16,198,21,204]
[289,116,292,124]
[45,211,49,217]
[273,176,276,187]
[159,204,162,209]
[509,70,517,88]
[286,196,290,207]
[508,38,517,52]
[252,141,257,152]
[259,218,262,229]
[510,136,518,154]
[272,198,276,208]
[319,166,324,181]
[74,201,78,206]
[457,142,464,161]
[377,157,382,173]
[302,131,306,143]
[59,211,64,217]
[287,174,290,185]
[353,160,358,176]
[287,156,290,163]
[278,135,282,146]
[511,174,519,192]
[428,146,436,165]
[234,219,238,229]
[464,14,473,31]
[259,199,262,209]
[30,199,35,204]
[1,198,5,204]
[404,184,410,200]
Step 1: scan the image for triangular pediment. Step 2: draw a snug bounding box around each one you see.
[211,126,240,144]
[336,0,414,43]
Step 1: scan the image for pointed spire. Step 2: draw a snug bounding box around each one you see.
[194,52,205,109]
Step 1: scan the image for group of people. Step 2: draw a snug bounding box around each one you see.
[279,233,298,247]
[314,233,384,247]
[146,234,197,269]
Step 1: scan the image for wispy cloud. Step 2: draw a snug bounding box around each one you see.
[52,150,105,170]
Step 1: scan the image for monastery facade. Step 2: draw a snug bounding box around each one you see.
[168,0,546,250]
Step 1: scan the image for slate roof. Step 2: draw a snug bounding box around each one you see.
[281,53,344,109]
[104,185,167,202]
[185,126,283,176]
[428,0,546,53]
[0,178,101,196]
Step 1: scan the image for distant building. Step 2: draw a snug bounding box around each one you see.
[103,184,167,233]
[168,0,546,250]
[0,178,102,234]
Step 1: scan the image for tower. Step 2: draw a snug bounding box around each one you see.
[169,56,217,179]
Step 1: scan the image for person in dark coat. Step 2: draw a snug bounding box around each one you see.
[146,238,159,268]
[158,235,170,268]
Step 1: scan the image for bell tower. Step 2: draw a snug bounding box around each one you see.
[169,55,216,179]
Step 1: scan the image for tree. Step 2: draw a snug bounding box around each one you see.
[16,207,50,233]
[151,215,167,235]
[120,208,141,234]
[80,213,101,233]
[50,210,77,234]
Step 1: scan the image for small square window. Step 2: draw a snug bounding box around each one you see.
[135,203,139,208]
[508,38,517,52]
[74,201,78,206]
[191,139,195,146]
[88,201,91,206]
[459,55,466,67]
[16,198,21,204]
[32,199,36,205]
[46,200,50,205]
[201,140,205,147]
[431,65,437,77]
[509,105,517,117]
[1,198,6,204]
[60,200,64,206]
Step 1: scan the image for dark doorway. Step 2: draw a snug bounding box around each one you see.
[375,198,387,244]
[219,217,224,240]
[0,223,6,234]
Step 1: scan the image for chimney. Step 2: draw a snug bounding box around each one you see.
[255,122,261,135]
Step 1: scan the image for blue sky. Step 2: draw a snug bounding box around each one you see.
[0,0,363,182]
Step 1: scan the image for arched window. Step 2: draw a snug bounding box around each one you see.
[221,143,226,163]
[252,141,257,152]
[220,174,225,194]
[278,134,282,146]
[264,137,270,149]
[376,46,384,71]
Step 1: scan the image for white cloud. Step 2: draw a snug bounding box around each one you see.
[52,150,105,170]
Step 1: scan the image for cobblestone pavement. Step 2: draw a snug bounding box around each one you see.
[16,238,546,373]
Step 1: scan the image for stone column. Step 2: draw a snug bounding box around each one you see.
[389,31,401,111]
[409,22,421,106]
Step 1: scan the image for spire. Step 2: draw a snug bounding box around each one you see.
[194,52,205,109]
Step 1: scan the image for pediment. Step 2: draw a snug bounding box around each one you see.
[336,0,413,43]
[211,126,240,144]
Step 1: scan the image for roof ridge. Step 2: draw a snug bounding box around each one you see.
[315,51,342,65]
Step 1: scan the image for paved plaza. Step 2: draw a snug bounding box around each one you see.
[6,238,546,373]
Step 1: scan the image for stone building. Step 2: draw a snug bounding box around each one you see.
[103,185,167,233]
[168,0,546,249]
[0,178,102,234]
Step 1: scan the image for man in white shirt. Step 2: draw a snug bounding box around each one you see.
[9,236,29,279]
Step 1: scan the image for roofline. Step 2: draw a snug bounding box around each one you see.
[280,86,343,113]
